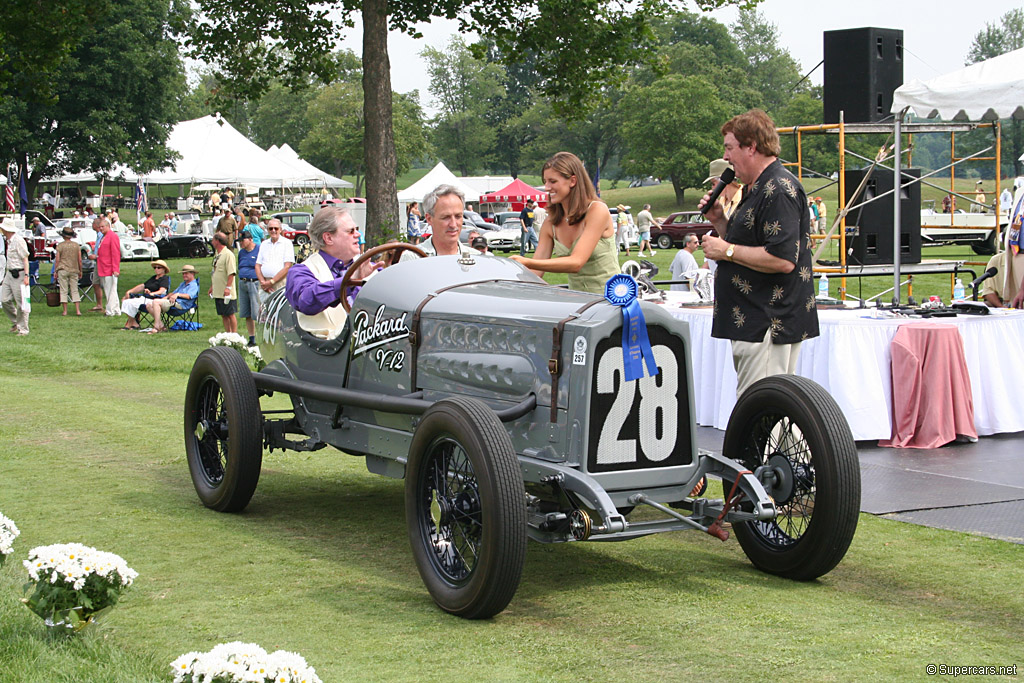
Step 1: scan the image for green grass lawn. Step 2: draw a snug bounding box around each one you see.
[1,254,1022,681]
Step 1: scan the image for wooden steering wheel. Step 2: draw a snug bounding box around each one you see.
[339,241,427,312]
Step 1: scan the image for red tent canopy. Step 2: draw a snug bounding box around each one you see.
[480,178,547,205]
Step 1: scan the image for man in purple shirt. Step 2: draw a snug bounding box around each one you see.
[285,207,375,338]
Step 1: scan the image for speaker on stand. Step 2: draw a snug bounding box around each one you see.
[824,27,904,123]
[844,168,921,265]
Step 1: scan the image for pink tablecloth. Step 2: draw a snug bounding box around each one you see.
[879,322,977,449]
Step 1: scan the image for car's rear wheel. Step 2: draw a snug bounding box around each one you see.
[656,234,673,249]
[405,397,526,619]
[188,241,209,258]
[294,234,309,247]
[722,375,859,581]
[184,347,263,512]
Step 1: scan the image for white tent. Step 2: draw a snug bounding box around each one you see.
[48,115,351,188]
[397,162,481,203]
[268,143,351,188]
[891,47,1024,121]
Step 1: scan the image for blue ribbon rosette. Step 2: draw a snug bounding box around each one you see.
[604,274,659,382]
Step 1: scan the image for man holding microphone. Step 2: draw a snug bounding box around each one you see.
[699,109,818,396]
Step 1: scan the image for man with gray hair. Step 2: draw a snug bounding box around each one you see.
[669,233,700,292]
[285,206,375,338]
[93,217,121,316]
[401,184,477,261]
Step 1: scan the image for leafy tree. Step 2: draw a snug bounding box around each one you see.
[967,8,1024,176]
[301,84,427,196]
[0,0,187,199]
[183,0,757,245]
[423,37,503,176]
[731,10,808,118]
[251,83,315,150]
[620,74,730,205]
[0,0,110,105]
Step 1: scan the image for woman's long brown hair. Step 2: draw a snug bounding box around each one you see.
[543,152,598,227]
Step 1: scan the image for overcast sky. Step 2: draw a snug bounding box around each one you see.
[334,0,1021,115]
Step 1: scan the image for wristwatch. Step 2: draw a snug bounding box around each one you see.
[725,243,735,261]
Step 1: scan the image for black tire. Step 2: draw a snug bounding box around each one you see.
[971,230,997,256]
[184,347,263,512]
[188,241,208,259]
[405,397,527,619]
[656,234,673,250]
[294,234,309,247]
[722,375,860,581]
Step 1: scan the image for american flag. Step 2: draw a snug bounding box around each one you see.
[4,167,14,212]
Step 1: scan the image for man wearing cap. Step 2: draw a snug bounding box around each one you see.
[30,217,45,237]
[519,199,538,256]
[217,210,238,246]
[700,109,818,396]
[0,218,31,335]
[237,229,261,345]
[53,227,83,316]
[145,264,200,333]
[119,260,171,330]
[209,232,238,333]
[814,197,827,230]
[255,218,293,302]
[94,217,121,316]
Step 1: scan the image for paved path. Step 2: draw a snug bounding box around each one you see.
[696,426,1024,544]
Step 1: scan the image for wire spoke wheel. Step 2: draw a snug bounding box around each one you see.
[184,347,263,512]
[421,438,482,582]
[723,375,860,581]
[406,397,526,619]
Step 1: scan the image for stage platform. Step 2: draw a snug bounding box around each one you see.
[661,301,1024,442]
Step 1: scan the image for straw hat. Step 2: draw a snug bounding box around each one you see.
[180,264,197,274]
[151,259,170,271]
[704,159,735,184]
[0,217,17,233]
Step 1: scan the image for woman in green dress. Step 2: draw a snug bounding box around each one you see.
[510,152,617,295]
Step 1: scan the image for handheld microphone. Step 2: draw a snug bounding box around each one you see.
[700,167,736,215]
[970,266,998,289]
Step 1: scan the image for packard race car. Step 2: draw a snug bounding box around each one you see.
[184,243,861,619]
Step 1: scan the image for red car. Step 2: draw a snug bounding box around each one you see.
[652,211,715,250]
[271,212,313,246]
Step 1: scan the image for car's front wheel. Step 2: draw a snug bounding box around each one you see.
[405,397,527,618]
[184,347,263,512]
[188,241,209,258]
[722,375,860,581]
[657,234,674,250]
[294,234,309,247]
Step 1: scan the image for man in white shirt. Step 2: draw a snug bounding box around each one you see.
[255,218,294,299]
[401,185,477,261]
[669,233,700,292]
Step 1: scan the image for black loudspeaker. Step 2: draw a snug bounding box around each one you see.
[824,27,904,123]
[844,167,921,265]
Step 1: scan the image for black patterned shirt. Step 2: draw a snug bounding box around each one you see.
[711,159,819,344]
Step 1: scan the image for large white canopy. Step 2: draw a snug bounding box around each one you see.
[50,115,352,188]
[892,47,1024,121]
[267,143,352,188]
[397,162,481,203]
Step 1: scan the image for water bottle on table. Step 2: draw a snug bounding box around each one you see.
[818,273,829,298]
[953,278,964,301]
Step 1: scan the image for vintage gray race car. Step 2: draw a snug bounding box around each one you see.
[184,243,861,619]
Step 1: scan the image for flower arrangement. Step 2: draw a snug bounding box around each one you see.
[171,642,323,683]
[0,512,20,567]
[22,542,138,633]
[209,331,266,370]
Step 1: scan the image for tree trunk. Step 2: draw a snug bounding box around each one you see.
[362,0,399,245]
[670,174,686,206]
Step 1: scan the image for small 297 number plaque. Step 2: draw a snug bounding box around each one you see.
[586,326,692,473]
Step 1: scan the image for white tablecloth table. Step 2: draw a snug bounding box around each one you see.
[664,305,1024,441]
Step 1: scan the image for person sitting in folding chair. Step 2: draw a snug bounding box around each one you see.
[119,259,170,330]
[145,264,200,334]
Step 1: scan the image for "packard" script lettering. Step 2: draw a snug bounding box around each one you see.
[352,304,410,357]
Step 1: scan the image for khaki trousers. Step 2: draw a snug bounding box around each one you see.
[731,327,801,397]
[1,274,29,333]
